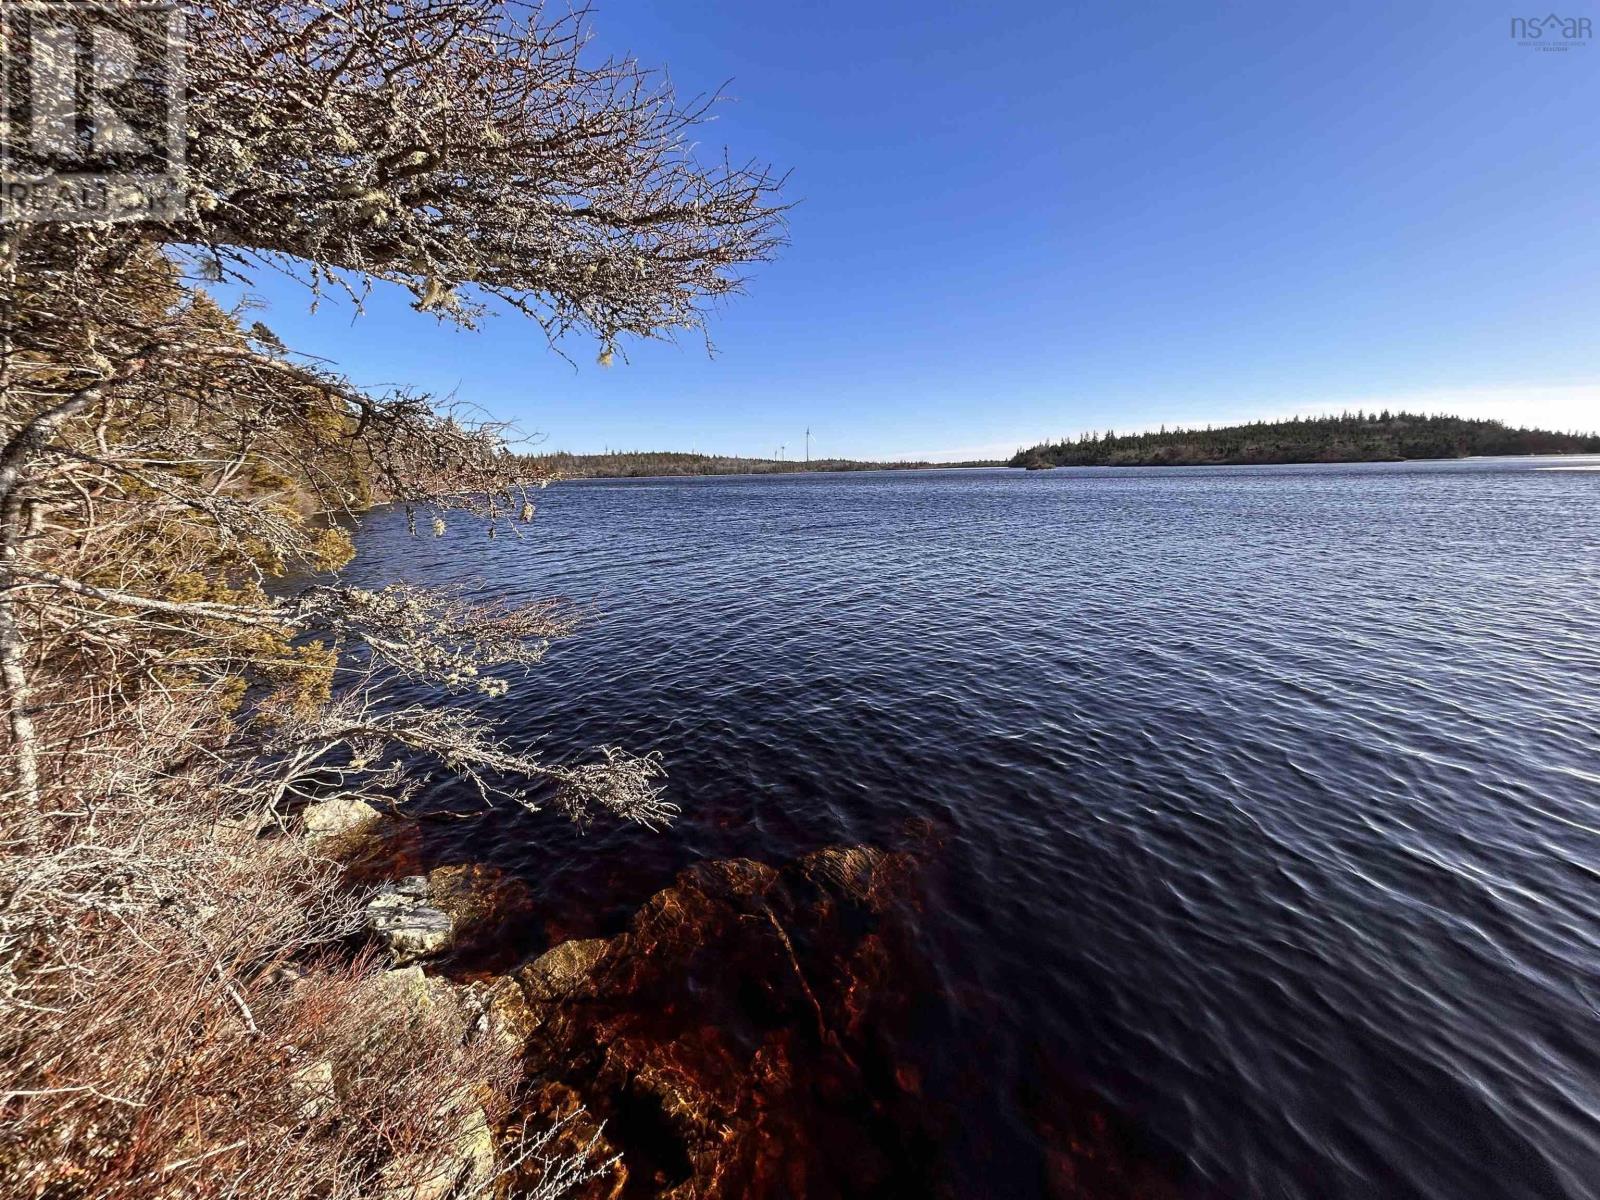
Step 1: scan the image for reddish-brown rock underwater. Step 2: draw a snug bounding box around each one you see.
[459,844,1183,1200]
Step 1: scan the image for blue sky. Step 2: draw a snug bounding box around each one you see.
[227,0,1600,460]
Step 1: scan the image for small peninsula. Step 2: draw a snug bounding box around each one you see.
[1011,412,1600,469]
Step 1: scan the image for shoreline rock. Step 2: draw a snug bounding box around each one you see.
[348,838,1178,1200]
[367,877,454,963]
[303,796,383,842]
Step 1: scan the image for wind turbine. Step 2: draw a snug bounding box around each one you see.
[805,427,811,463]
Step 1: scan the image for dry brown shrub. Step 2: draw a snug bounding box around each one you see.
[2,2,782,1193]
[0,688,615,1200]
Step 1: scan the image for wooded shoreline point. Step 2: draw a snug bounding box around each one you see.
[1009,412,1600,470]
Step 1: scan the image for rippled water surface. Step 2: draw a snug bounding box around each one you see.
[347,458,1600,1199]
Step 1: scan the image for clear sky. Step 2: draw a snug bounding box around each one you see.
[227,0,1600,461]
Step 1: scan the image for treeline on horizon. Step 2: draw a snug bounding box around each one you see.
[1011,412,1600,468]
[528,450,1001,478]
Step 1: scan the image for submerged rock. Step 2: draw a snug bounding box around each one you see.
[424,862,536,970]
[483,973,539,1051]
[384,837,1180,1200]
[502,846,941,1199]
[517,938,611,1004]
[510,1080,628,1200]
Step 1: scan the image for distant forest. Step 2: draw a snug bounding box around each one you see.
[1011,412,1600,468]
[528,451,1001,478]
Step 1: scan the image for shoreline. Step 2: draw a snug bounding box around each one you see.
[548,450,1600,484]
[552,462,1007,482]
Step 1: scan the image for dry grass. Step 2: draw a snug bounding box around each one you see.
[0,688,605,1200]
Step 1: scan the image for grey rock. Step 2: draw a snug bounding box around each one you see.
[378,1087,495,1200]
[367,877,453,963]
[288,1058,336,1122]
[303,796,381,841]
[363,966,472,1042]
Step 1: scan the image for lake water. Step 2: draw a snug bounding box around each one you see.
[345,457,1600,1199]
